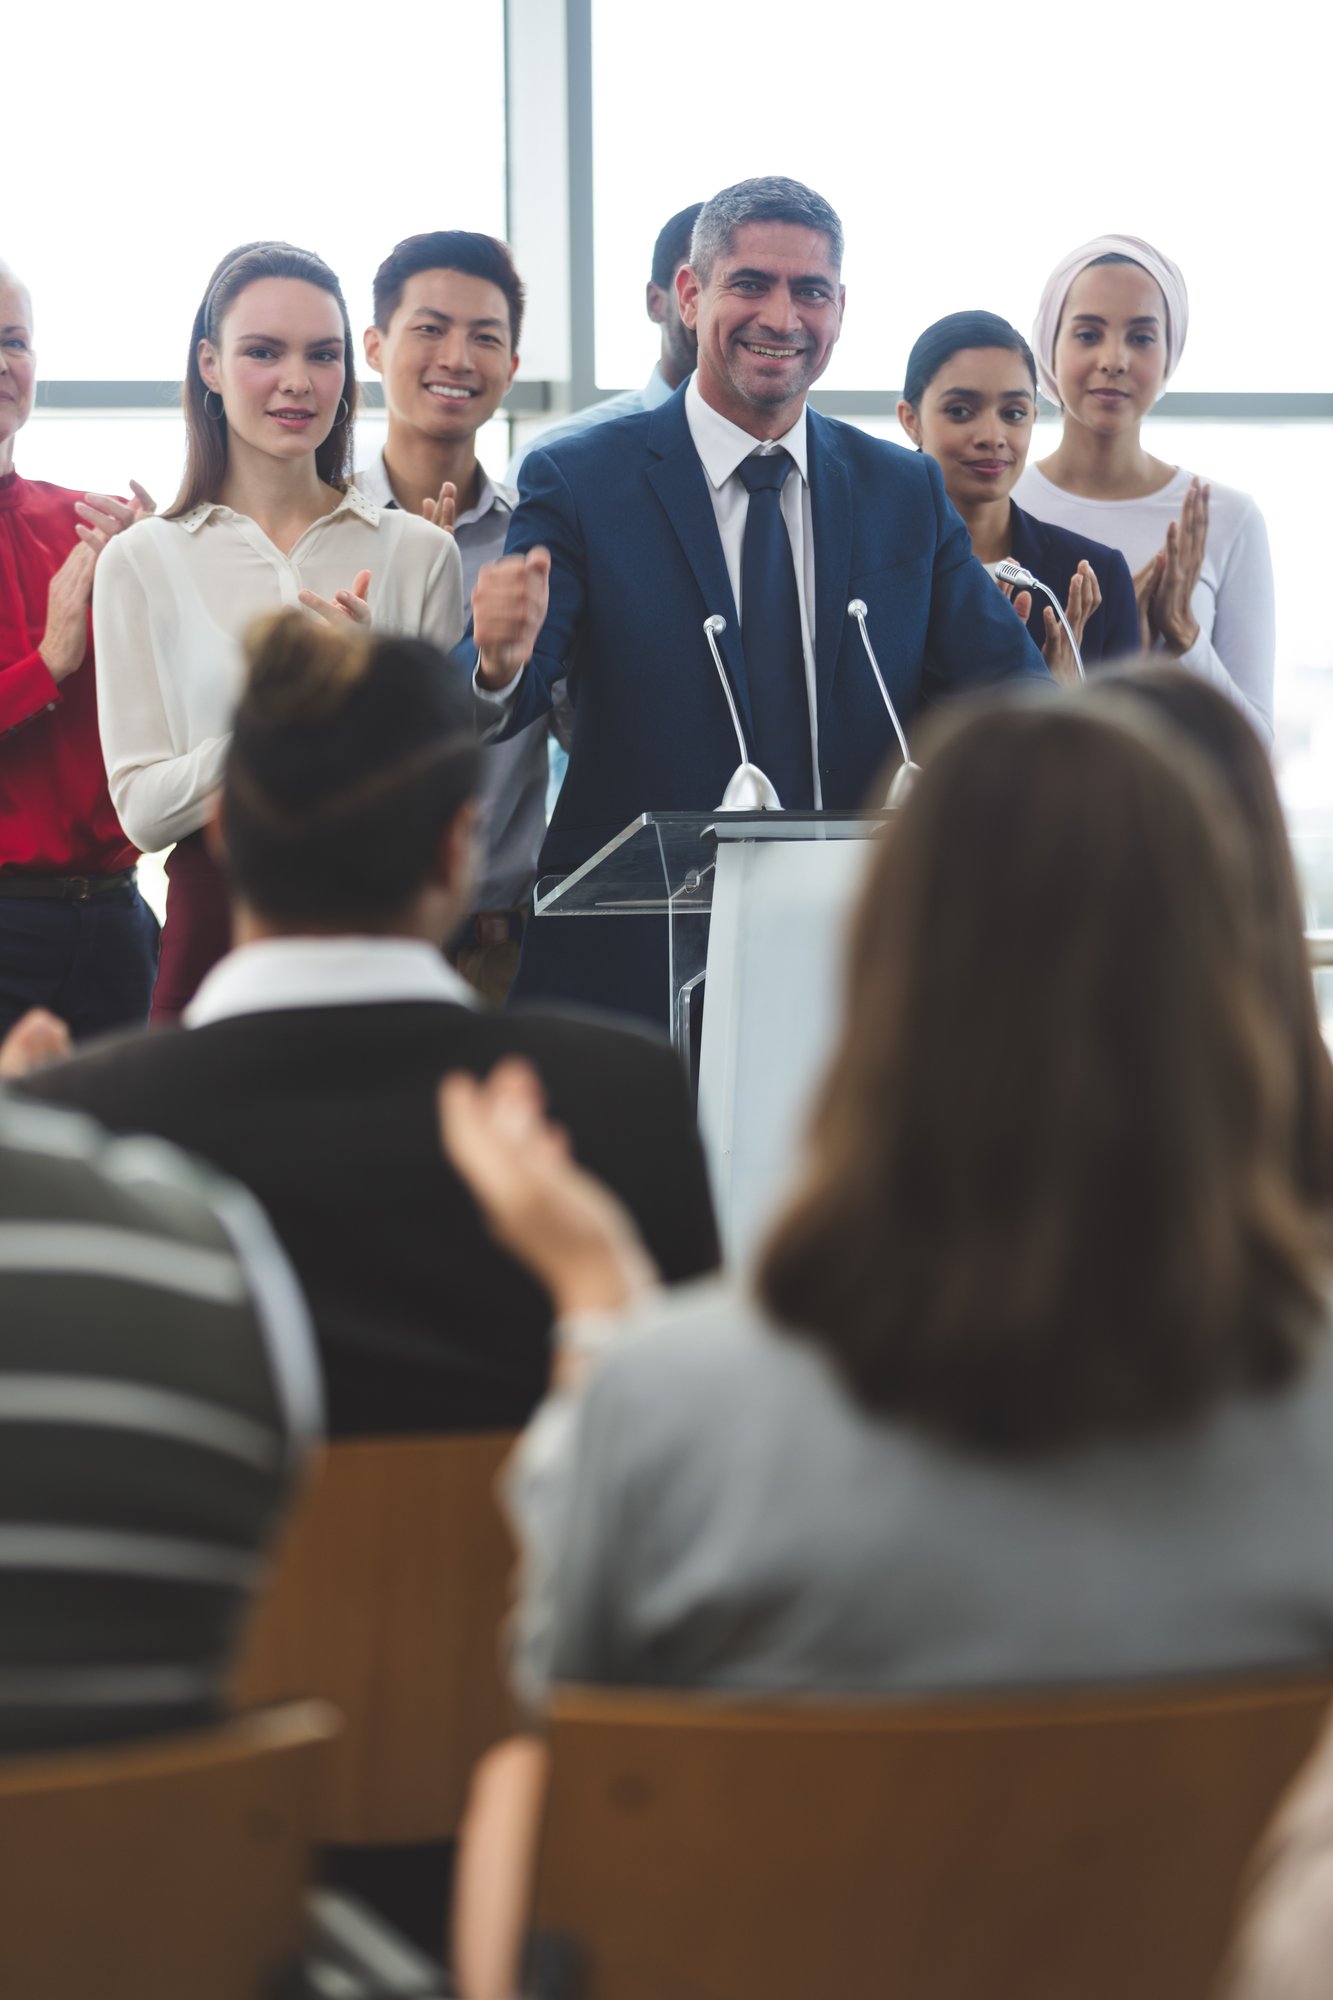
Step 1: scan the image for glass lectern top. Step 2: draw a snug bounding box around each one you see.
[533,810,891,917]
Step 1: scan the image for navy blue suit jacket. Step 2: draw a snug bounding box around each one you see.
[1010,503,1139,666]
[499,385,1048,1023]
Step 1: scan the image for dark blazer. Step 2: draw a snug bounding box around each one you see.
[498,385,1049,1025]
[1010,503,1139,665]
[16,1000,720,1438]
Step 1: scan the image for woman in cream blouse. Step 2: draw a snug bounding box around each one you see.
[94,239,464,1019]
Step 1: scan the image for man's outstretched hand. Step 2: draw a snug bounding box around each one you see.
[472,549,551,691]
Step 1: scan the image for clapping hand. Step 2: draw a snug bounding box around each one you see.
[298,568,373,627]
[1131,549,1165,649]
[472,548,551,690]
[995,561,1099,685]
[438,1058,657,1331]
[73,479,155,555]
[1146,476,1209,656]
[1041,561,1100,686]
[0,1007,72,1079]
[42,480,156,685]
[38,544,97,683]
[422,480,457,533]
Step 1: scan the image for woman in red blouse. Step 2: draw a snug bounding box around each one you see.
[0,263,159,1038]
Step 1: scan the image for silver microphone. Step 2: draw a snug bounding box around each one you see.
[846,599,920,807]
[703,615,782,810]
[993,558,1086,682]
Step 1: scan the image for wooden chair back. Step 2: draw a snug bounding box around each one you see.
[0,1698,338,2000]
[533,1677,1333,2000]
[231,1432,518,1844]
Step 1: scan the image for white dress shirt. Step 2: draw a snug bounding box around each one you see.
[184,933,478,1027]
[93,489,464,853]
[683,373,820,803]
[479,375,824,806]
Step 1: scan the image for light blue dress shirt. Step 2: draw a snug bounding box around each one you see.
[504,363,677,487]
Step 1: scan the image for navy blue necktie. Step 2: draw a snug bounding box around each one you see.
[736,449,813,809]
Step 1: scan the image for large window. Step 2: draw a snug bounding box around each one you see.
[587,0,1332,850]
[9,6,506,381]
[13,1,507,500]
[590,0,1328,395]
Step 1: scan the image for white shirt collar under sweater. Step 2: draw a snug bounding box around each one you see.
[184,935,478,1027]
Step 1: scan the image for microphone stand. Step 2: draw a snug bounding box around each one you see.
[702,615,782,810]
[846,600,920,806]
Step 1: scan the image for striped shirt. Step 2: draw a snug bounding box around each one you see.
[0,1094,321,1753]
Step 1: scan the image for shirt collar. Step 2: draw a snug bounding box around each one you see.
[353,448,515,527]
[684,372,809,491]
[456,465,516,529]
[178,486,380,535]
[184,935,478,1027]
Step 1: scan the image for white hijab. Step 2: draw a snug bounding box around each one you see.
[1031,234,1189,406]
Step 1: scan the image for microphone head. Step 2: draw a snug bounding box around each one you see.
[994,558,1037,590]
[703,614,728,636]
[720,762,783,812]
[886,760,922,810]
[847,598,868,619]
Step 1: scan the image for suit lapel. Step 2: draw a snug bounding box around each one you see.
[645,392,756,750]
[808,410,852,738]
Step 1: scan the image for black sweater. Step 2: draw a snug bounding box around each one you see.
[19,1000,720,1437]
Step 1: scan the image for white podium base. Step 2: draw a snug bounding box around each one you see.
[696,835,875,1272]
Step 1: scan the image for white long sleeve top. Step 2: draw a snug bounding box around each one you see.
[1011,463,1275,743]
[92,488,464,852]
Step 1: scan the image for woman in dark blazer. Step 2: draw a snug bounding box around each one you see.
[897,310,1139,677]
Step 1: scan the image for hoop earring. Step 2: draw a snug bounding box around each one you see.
[335,397,350,425]
[203,389,225,422]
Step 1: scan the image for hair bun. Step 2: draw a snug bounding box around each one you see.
[240,610,373,726]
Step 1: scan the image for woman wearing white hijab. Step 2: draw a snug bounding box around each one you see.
[1013,235,1274,741]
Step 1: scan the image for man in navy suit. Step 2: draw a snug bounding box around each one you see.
[470,177,1049,1026]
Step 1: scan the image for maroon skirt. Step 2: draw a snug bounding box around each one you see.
[151,831,232,1025]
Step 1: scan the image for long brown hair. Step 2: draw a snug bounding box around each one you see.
[757,698,1327,1455]
[1092,664,1333,1210]
[166,241,358,520]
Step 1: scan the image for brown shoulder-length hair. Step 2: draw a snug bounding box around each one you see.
[165,241,358,520]
[1091,663,1333,1211]
[757,698,1328,1456]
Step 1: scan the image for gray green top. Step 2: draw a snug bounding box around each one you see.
[510,1277,1333,1711]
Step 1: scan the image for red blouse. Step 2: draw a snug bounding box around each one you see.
[0,471,136,875]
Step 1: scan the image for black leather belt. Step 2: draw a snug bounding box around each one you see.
[0,869,136,903]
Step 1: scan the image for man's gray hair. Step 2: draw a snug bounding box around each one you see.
[689,177,844,285]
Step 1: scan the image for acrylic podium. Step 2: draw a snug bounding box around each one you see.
[533,809,891,1268]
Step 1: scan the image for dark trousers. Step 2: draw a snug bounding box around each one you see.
[152,832,232,1026]
[0,881,159,1042]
